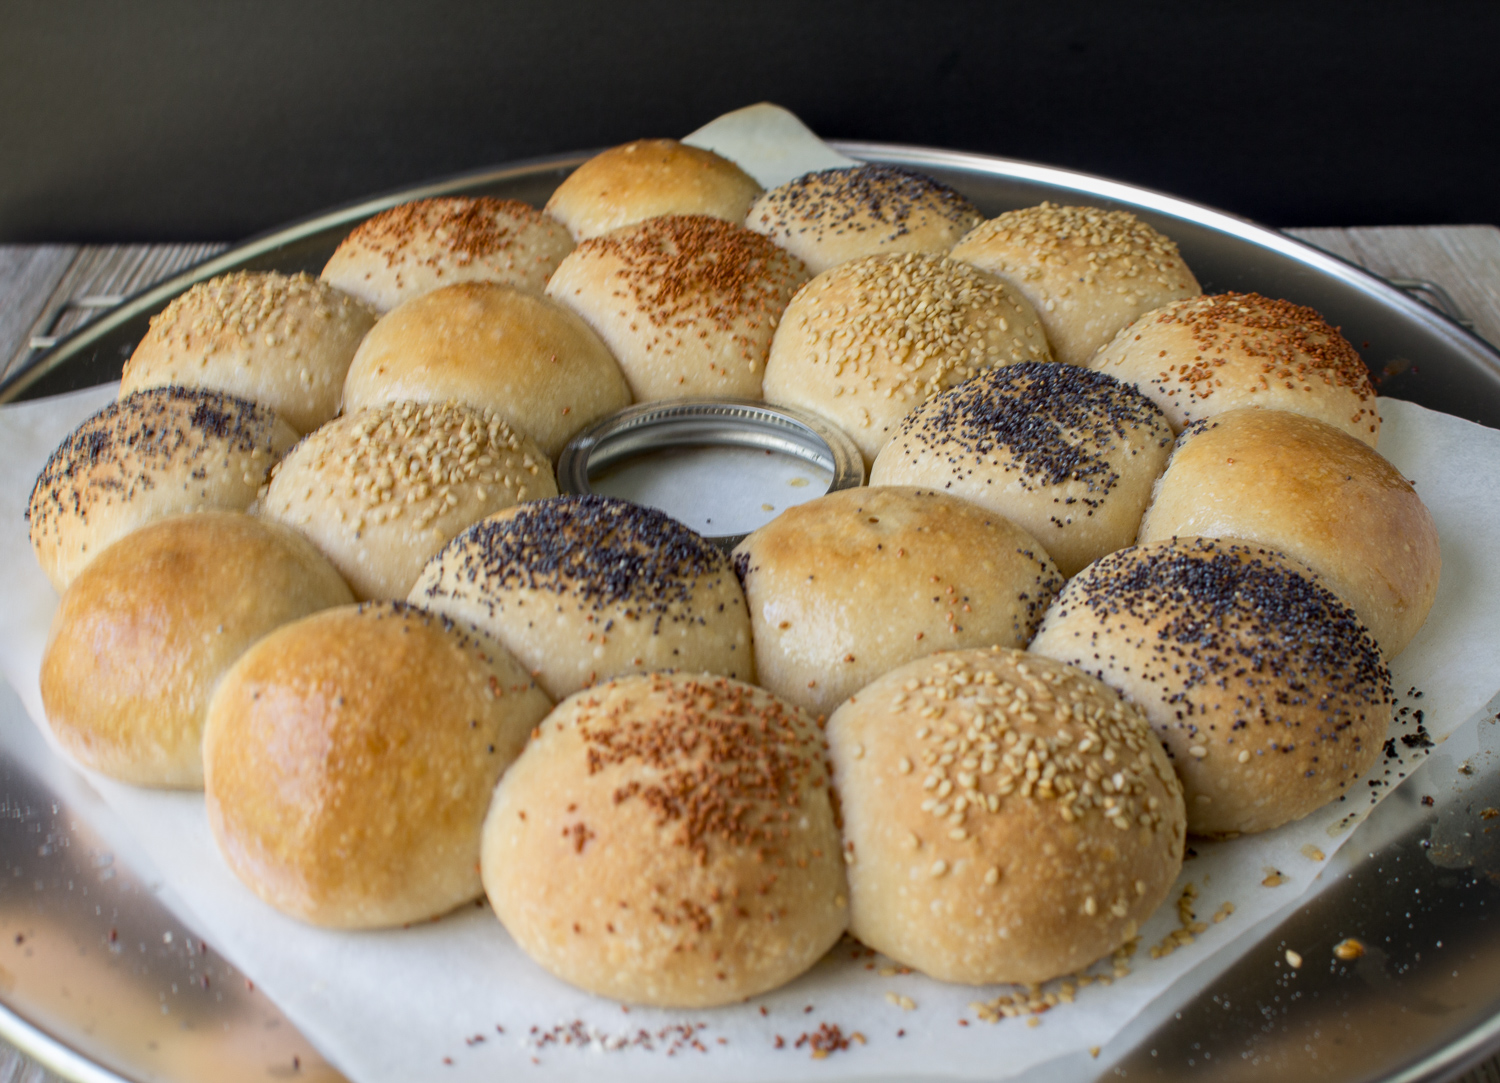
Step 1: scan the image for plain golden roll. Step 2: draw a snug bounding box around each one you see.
[27,387,298,592]
[762,253,1052,465]
[1137,408,1440,657]
[870,362,1174,577]
[341,282,631,458]
[411,495,753,700]
[731,486,1063,718]
[1090,292,1381,445]
[827,648,1185,984]
[545,139,762,241]
[321,196,574,312]
[260,400,558,600]
[545,214,809,400]
[950,203,1201,366]
[120,271,376,434]
[1029,538,1393,836]
[482,672,846,1006]
[204,601,549,928]
[40,512,353,788]
[746,164,982,274]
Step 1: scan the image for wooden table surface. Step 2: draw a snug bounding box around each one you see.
[1,226,1498,1083]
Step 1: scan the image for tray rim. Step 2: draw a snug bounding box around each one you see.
[5,140,1500,1083]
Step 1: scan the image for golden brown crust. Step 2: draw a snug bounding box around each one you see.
[120,271,376,434]
[40,512,353,788]
[340,282,631,458]
[260,400,558,601]
[1137,408,1440,657]
[1029,537,1393,835]
[545,139,763,241]
[1090,293,1380,445]
[731,487,1063,718]
[746,165,983,274]
[828,648,1185,984]
[950,203,1201,366]
[411,495,753,699]
[870,362,1174,576]
[27,387,299,592]
[763,254,1052,465]
[545,215,809,401]
[482,672,846,1007]
[204,601,551,928]
[321,196,574,312]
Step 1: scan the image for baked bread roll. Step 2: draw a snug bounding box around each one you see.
[261,400,557,600]
[949,203,1201,366]
[1137,408,1440,657]
[828,647,1184,984]
[545,215,808,400]
[482,672,845,1006]
[204,601,550,928]
[321,196,574,312]
[120,271,376,434]
[746,164,983,274]
[28,387,298,592]
[40,511,352,788]
[1029,538,1392,836]
[731,486,1062,718]
[870,362,1174,576]
[545,139,762,241]
[1090,292,1380,445]
[341,282,631,458]
[762,254,1051,465]
[411,495,753,699]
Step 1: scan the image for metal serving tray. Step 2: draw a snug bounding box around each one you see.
[3,142,1500,1083]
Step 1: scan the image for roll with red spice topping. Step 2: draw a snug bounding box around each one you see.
[481,671,846,1007]
[1089,292,1381,445]
[827,648,1185,984]
[321,196,574,313]
[545,214,809,401]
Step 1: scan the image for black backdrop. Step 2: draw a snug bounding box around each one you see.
[2,0,1496,243]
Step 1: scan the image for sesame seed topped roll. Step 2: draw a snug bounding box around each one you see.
[1090,292,1380,445]
[732,486,1063,718]
[1029,538,1393,836]
[545,214,809,401]
[482,671,846,1007]
[545,139,763,241]
[205,601,551,928]
[827,648,1185,984]
[28,386,298,592]
[341,282,630,459]
[411,495,753,700]
[950,203,1201,367]
[746,164,983,275]
[762,253,1052,466]
[261,400,557,601]
[1137,408,1440,658]
[321,196,574,313]
[870,363,1174,577]
[120,271,376,435]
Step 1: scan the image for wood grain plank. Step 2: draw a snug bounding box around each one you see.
[0,245,77,378]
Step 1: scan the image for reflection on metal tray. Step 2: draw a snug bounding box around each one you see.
[3,143,1500,1083]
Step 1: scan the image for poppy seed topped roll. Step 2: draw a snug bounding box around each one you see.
[28,387,298,592]
[1029,537,1393,835]
[321,196,574,312]
[1090,292,1380,445]
[870,363,1174,576]
[411,496,753,699]
[950,203,1200,367]
[546,214,809,401]
[746,164,983,274]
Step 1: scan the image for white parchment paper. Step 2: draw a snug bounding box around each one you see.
[4,382,1499,1082]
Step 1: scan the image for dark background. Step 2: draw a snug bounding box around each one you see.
[2,0,1496,243]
